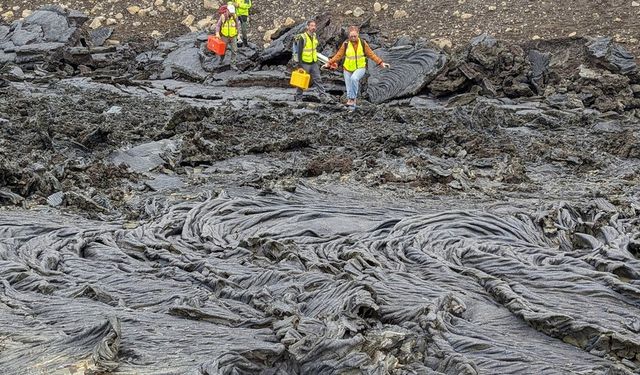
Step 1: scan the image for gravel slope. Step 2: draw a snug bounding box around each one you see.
[2,0,640,54]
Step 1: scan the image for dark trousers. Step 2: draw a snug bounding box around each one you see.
[220,35,237,65]
[296,62,326,98]
[238,15,249,44]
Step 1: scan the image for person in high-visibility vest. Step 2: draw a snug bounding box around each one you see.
[234,0,251,46]
[324,26,390,109]
[291,20,333,102]
[215,4,239,69]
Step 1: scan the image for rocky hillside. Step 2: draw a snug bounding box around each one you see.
[2,0,640,53]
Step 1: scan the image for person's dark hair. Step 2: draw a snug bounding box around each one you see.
[307,20,316,26]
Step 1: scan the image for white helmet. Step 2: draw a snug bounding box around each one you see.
[227,4,236,13]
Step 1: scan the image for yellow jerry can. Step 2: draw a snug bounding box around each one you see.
[289,68,311,90]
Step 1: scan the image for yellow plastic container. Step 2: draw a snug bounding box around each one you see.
[289,68,310,90]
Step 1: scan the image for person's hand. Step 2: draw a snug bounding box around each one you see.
[215,33,220,38]
[380,62,390,69]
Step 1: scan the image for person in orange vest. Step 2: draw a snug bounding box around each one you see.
[324,26,390,108]
[215,4,239,69]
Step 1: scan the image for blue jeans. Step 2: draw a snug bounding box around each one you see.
[343,68,366,100]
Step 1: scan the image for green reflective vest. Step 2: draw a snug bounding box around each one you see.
[235,0,251,16]
[343,38,366,71]
[221,16,238,38]
[301,33,318,63]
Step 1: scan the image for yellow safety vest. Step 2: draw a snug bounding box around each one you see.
[221,16,238,37]
[235,0,251,16]
[343,38,366,71]
[301,33,318,63]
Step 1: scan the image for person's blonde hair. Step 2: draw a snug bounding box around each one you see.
[347,26,359,33]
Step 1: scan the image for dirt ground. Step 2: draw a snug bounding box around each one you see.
[2,0,640,54]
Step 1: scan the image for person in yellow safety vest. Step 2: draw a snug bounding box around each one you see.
[234,0,251,46]
[292,20,333,103]
[324,25,390,109]
[215,4,239,69]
